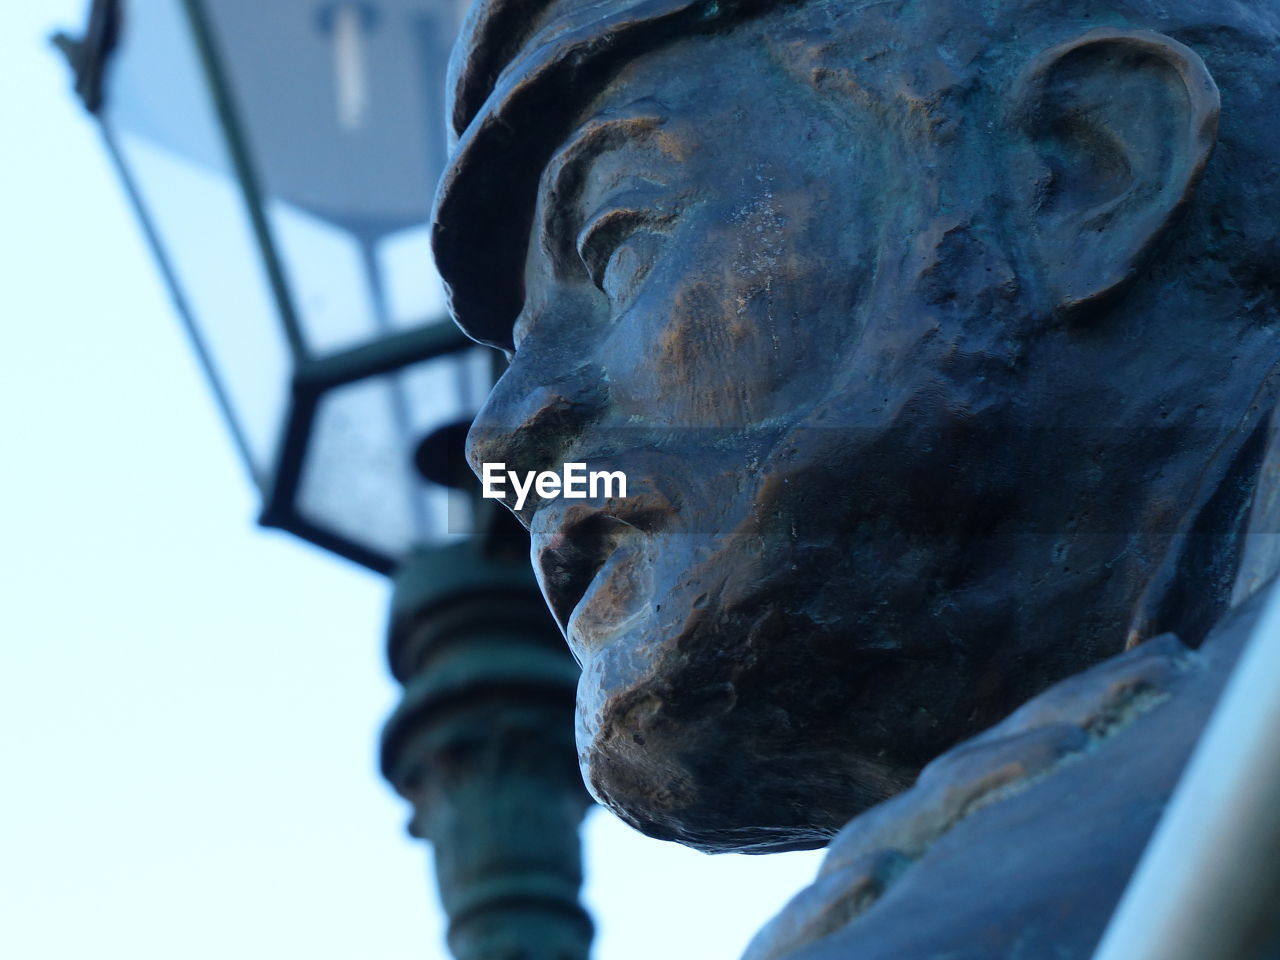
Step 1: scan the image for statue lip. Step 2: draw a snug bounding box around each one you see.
[534,510,644,633]
[532,487,673,633]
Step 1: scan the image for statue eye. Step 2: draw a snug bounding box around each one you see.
[575,206,671,301]
[600,232,666,303]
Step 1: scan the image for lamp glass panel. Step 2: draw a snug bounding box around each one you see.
[266,198,379,355]
[295,345,491,558]
[377,225,449,328]
[103,0,292,488]
[201,0,466,354]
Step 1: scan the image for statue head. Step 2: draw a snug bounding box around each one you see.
[436,0,1280,851]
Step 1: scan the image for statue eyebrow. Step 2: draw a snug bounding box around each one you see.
[537,107,674,263]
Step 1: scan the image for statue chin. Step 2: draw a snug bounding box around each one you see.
[563,537,832,852]
[579,694,843,854]
[580,681,916,852]
[571,565,918,853]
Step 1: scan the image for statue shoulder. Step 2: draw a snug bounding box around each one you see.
[744,585,1270,960]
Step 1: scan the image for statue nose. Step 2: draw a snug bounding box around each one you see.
[466,361,609,508]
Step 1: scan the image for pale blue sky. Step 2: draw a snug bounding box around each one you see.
[0,3,822,957]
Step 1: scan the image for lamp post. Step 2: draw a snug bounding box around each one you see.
[56,2,592,957]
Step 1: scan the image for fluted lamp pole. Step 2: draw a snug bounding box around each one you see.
[56,1,594,956]
[383,512,593,959]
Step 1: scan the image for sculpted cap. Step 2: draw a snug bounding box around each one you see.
[432,0,770,349]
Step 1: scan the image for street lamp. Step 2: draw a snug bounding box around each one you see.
[58,0,489,571]
[56,2,592,957]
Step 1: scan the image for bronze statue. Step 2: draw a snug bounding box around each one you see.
[432,0,1280,954]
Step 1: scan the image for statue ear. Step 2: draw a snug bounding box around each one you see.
[1010,28,1219,317]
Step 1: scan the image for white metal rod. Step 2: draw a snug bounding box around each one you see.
[1091,584,1280,960]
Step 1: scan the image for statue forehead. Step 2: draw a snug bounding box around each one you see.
[536,41,782,192]
[446,0,950,139]
[433,0,949,348]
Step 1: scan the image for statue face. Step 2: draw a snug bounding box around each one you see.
[464,15,1225,851]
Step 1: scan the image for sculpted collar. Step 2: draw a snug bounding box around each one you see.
[741,610,1256,960]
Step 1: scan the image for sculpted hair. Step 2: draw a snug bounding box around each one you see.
[437,0,1280,343]
[757,0,1280,319]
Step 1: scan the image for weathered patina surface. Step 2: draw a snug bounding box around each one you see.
[434,0,1280,952]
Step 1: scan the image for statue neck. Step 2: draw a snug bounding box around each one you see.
[1127,400,1278,648]
[1230,403,1280,606]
